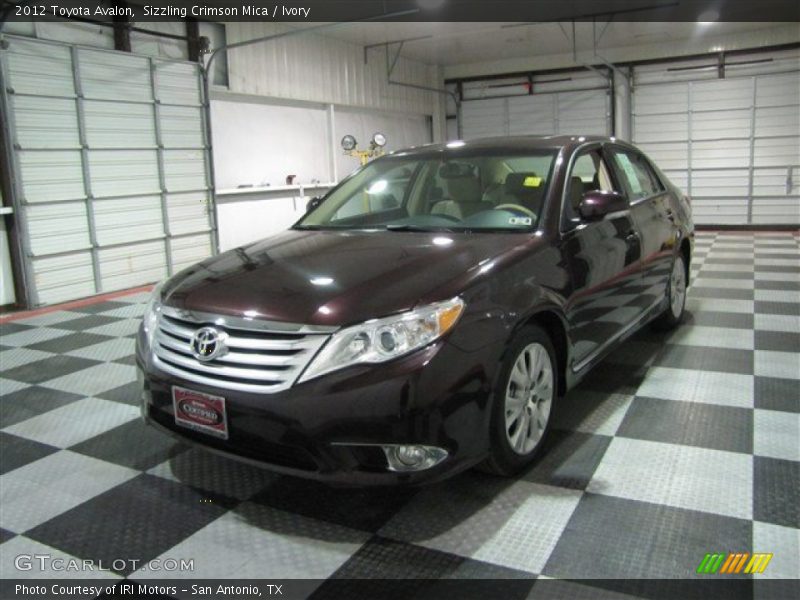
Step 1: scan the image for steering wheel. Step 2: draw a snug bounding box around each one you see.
[494,203,536,219]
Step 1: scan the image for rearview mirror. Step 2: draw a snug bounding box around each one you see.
[578,190,628,221]
[306,196,323,213]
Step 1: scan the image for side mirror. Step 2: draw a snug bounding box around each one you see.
[306,196,323,213]
[578,190,628,221]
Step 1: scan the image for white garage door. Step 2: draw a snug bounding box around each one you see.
[459,70,611,140]
[0,36,215,306]
[632,49,800,226]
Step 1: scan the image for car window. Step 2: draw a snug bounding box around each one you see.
[610,149,664,201]
[563,149,616,226]
[298,151,559,232]
[332,162,417,221]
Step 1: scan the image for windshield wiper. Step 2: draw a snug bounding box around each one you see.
[385,224,456,233]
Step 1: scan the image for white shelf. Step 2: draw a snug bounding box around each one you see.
[216,182,337,197]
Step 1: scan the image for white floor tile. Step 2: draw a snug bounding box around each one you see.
[0,451,138,532]
[637,367,754,408]
[587,438,752,520]
[0,535,122,579]
[754,350,800,379]
[668,325,754,350]
[755,314,800,334]
[752,521,800,580]
[137,503,368,579]
[754,410,800,461]
[41,362,137,396]
[3,397,138,448]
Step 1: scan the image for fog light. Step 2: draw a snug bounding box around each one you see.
[383,444,448,472]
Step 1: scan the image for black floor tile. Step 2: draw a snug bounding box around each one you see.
[703,258,754,266]
[683,310,754,329]
[520,430,612,490]
[754,331,800,352]
[96,381,140,405]
[757,265,800,274]
[754,253,800,260]
[327,535,536,581]
[654,344,753,375]
[754,301,800,316]
[0,355,101,384]
[0,386,85,428]
[575,363,649,395]
[689,287,754,300]
[112,354,137,366]
[0,528,16,544]
[695,270,754,280]
[754,377,800,413]
[53,314,122,332]
[25,474,234,576]
[28,332,113,353]
[0,432,60,475]
[250,478,419,533]
[617,396,753,454]
[69,419,188,471]
[0,322,35,337]
[753,456,799,529]
[542,494,751,580]
[69,301,130,315]
[754,279,800,291]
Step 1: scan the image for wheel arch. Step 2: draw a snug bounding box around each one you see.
[518,307,570,398]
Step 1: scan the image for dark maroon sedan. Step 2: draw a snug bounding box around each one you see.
[136,135,693,485]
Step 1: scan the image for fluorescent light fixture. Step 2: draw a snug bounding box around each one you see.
[310,277,334,286]
[446,140,466,148]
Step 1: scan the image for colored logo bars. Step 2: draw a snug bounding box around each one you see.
[697,552,773,575]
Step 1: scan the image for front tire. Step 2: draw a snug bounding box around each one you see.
[653,253,687,330]
[481,325,557,476]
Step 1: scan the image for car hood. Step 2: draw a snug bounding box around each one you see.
[163,229,538,327]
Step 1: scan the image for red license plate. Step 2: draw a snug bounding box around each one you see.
[172,386,228,440]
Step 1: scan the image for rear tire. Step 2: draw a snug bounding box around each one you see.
[481,325,557,476]
[653,253,687,331]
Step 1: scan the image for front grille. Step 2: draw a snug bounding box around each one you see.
[152,306,333,393]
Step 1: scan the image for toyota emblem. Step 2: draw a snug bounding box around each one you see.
[191,327,226,361]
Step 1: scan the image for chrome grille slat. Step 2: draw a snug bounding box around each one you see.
[155,334,301,367]
[152,306,333,393]
[159,316,322,352]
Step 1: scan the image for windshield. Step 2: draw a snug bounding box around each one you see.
[295,150,558,232]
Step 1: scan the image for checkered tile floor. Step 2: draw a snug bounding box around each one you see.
[0,232,798,595]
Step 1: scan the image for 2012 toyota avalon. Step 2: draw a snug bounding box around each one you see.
[136,135,693,485]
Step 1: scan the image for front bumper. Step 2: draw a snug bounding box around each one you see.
[137,325,503,486]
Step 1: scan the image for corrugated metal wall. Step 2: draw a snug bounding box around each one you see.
[224,22,435,116]
[458,70,612,140]
[633,48,800,225]
[0,36,215,306]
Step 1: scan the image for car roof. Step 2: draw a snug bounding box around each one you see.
[389,134,628,157]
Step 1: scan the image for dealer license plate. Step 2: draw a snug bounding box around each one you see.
[172,386,228,440]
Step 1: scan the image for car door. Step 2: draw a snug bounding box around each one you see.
[558,145,644,371]
[605,146,677,310]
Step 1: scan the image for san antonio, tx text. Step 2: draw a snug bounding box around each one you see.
[15,583,281,597]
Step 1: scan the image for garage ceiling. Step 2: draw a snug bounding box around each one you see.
[291,22,788,65]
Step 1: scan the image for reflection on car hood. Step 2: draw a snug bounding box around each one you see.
[163,229,535,326]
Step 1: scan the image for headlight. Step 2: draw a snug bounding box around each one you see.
[299,297,465,383]
[142,281,165,349]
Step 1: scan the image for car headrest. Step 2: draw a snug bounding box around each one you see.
[504,172,544,196]
[445,175,482,204]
